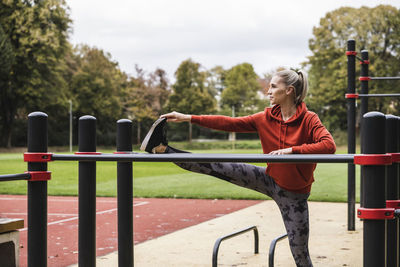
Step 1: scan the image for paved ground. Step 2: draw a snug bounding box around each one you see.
[78,201,363,267]
[0,195,260,267]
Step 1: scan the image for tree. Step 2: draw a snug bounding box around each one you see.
[0,0,71,147]
[304,5,400,131]
[167,59,216,141]
[123,66,170,144]
[148,67,170,115]
[68,45,126,145]
[0,24,14,82]
[205,65,226,98]
[220,63,262,116]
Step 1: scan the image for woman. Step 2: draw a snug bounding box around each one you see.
[140,69,336,267]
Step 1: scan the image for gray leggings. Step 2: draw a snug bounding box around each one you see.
[167,147,313,267]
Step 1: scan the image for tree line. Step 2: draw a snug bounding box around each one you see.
[0,2,399,147]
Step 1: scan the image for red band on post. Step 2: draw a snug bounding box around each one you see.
[26,171,51,181]
[74,152,102,155]
[346,51,357,56]
[357,207,394,220]
[24,153,53,162]
[354,154,392,165]
[359,77,371,81]
[359,60,370,65]
[345,93,359,99]
[386,200,400,209]
[390,153,400,163]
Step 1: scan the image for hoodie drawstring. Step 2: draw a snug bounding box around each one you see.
[282,125,287,149]
[278,122,288,150]
[278,122,282,149]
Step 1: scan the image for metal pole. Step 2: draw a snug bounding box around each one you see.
[69,100,73,153]
[397,116,400,267]
[78,115,97,267]
[362,111,386,267]
[51,153,356,163]
[116,119,133,267]
[27,112,48,267]
[347,39,356,231]
[386,115,399,267]
[360,50,369,209]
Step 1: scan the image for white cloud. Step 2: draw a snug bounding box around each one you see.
[67,0,399,79]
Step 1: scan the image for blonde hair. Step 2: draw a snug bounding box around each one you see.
[275,69,308,105]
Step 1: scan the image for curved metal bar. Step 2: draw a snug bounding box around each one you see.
[268,233,288,267]
[0,173,30,182]
[212,226,259,267]
[51,153,355,163]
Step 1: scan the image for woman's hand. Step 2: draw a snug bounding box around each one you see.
[161,111,191,122]
[269,148,293,155]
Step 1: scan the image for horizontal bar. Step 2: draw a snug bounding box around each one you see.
[0,173,30,182]
[370,77,400,80]
[212,226,259,267]
[358,94,400,98]
[214,226,259,245]
[51,153,355,163]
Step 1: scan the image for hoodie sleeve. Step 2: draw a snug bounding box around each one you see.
[291,113,336,154]
[191,114,259,132]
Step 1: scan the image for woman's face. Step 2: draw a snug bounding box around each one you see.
[267,75,290,106]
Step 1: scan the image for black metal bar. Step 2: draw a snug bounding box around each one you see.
[360,50,369,210]
[362,111,386,267]
[370,77,400,80]
[397,116,400,267]
[51,153,355,163]
[385,115,399,267]
[116,119,133,267]
[212,226,258,267]
[78,115,97,267]
[27,112,48,267]
[268,233,288,267]
[347,39,357,231]
[0,173,30,181]
[358,94,400,98]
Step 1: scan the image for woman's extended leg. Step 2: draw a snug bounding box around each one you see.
[166,146,275,197]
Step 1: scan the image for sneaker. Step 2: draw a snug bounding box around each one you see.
[140,118,168,153]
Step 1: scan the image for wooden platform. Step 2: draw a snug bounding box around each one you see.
[0,218,24,267]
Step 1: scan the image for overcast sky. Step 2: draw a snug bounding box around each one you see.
[67,0,399,80]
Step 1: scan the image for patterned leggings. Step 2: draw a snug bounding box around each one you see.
[167,147,313,267]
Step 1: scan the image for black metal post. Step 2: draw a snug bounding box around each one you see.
[397,116,400,267]
[362,112,386,267]
[360,50,369,209]
[386,115,399,267]
[347,39,356,231]
[117,119,133,267]
[360,50,369,117]
[78,115,97,267]
[27,112,48,267]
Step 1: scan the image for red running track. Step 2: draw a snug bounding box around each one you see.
[0,195,261,267]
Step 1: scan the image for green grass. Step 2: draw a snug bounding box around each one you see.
[0,146,360,202]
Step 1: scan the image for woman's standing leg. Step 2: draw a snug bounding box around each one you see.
[272,187,312,267]
[167,147,312,266]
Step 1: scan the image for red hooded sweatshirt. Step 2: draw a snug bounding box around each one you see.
[191,102,336,194]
